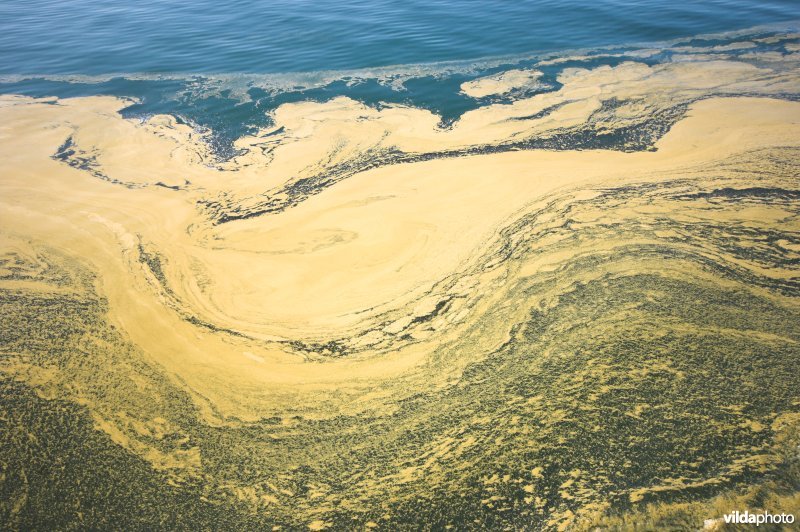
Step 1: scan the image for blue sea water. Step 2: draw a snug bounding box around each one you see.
[1,0,798,155]
[1,0,798,74]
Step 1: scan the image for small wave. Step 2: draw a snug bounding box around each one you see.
[1,21,797,104]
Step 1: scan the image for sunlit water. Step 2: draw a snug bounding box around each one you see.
[2,0,799,74]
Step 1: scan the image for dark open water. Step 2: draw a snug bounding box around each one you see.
[2,0,799,74]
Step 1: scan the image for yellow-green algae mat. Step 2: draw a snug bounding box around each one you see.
[2,35,800,530]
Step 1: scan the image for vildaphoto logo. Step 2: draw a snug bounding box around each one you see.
[705,510,796,527]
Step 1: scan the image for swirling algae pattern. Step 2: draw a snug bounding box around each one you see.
[2,34,800,530]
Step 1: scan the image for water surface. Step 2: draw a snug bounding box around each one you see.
[1,0,798,74]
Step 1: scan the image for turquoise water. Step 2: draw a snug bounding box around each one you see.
[1,0,798,74]
[1,1,798,156]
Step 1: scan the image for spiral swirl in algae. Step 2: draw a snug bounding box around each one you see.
[2,32,800,530]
